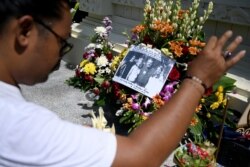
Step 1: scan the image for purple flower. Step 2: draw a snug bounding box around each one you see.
[160,82,178,102]
[132,103,140,110]
[105,26,113,35]
[162,92,171,101]
[163,81,178,93]
[131,94,139,100]
[131,34,139,41]
[102,17,112,27]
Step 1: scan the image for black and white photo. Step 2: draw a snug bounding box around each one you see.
[113,45,175,98]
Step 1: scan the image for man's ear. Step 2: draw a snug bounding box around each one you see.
[16,15,35,47]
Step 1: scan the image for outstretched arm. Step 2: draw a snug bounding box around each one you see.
[112,31,246,167]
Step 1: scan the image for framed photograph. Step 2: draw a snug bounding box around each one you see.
[113,45,175,98]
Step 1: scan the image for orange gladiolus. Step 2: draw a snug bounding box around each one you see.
[189,39,206,47]
[190,117,199,126]
[169,41,183,57]
[153,95,165,108]
[178,9,189,19]
[188,46,199,55]
[151,20,174,37]
[195,104,202,113]
[132,25,145,34]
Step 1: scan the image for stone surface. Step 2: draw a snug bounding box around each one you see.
[20,60,93,126]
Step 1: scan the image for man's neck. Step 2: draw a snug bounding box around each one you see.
[0,60,18,87]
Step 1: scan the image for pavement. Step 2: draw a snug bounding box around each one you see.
[20,60,93,126]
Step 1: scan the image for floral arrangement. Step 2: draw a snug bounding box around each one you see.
[67,17,115,106]
[67,0,238,144]
[174,141,216,167]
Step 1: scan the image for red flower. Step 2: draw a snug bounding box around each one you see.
[143,35,153,45]
[168,67,180,81]
[92,87,100,95]
[94,52,99,58]
[75,68,81,77]
[204,87,213,96]
[182,45,189,55]
[84,75,93,82]
[106,52,113,61]
[102,80,111,88]
[83,52,89,59]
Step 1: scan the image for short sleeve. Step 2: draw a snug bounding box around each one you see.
[1,104,117,167]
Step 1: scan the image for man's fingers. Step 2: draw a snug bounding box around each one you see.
[225,50,246,69]
[205,36,217,50]
[215,31,233,50]
[224,36,243,54]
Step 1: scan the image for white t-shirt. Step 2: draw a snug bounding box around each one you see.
[0,81,117,167]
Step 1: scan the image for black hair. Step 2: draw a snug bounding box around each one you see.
[0,0,70,32]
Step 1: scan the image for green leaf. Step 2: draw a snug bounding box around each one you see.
[189,114,203,143]
[213,76,236,91]
[95,98,106,106]
[94,75,105,85]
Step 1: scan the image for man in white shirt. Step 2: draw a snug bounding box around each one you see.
[0,0,246,166]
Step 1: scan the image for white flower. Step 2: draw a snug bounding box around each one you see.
[91,107,115,134]
[96,55,108,67]
[98,69,105,74]
[91,107,107,130]
[116,109,124,116]
[94,26,107,36]
[105,68,111,74]
[95,44,103,49]
[85,43,96,50]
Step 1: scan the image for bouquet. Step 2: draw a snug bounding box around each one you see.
[67,17,115,106]
[67,0,238,144]
[111,0,237,142]
[174,141,217,167]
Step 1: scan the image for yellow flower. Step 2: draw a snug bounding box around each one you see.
[200,98,205,103]
[217,93,224,103]
[83,62,96,75]
[210,102,220,110]
[223,99,228,106]
[217,85,224,93]
[111,49,128,70]
[80,60,88,68]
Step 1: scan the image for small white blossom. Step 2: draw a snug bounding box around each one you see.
[98,69,105,74]
[94,26,107,36]
[105,68,111,74]
[96,55,109,67]
[116,109,124,116]
[96,44,103,49]
[85,43,95,50]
